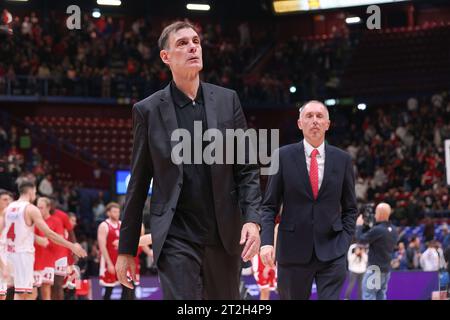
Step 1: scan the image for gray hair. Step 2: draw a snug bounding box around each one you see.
[298,100,329,119]
[158,21,197,50]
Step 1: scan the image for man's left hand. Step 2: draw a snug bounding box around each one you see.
[240,222,261,262]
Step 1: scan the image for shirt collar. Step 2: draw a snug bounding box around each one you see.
[303,139,325,157]
[170,81,204,108]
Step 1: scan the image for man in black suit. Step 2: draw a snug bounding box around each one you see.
[115,21,262,299]
[260,100,357,300]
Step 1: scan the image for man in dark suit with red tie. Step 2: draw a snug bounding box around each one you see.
[260,100,357,300]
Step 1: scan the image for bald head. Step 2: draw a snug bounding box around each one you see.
[375,202,391,222]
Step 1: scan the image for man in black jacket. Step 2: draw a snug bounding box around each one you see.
[356,202,398,300]
[115,21,262,300]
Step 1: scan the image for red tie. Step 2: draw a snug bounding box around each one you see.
[310,149,319,199]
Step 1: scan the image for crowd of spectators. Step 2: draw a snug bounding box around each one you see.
[337,94,450,225]
[1,11,353,105]
[0,11,279,104]
[243,27,352,105]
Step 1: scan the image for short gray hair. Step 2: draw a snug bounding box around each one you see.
[298,100,329,119]
[158,21,197,50]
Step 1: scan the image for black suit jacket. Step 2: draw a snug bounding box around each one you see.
[118,82,262,263]
[261,141,357,264]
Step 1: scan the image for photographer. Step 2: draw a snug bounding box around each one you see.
[355,202,398,300]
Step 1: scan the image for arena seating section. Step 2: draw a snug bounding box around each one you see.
[24,116,133,168]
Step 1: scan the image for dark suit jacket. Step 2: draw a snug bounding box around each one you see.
[261,141,357,264]
[118,82,262,263]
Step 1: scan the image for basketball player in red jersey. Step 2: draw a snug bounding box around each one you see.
[32,197,64,300]
[98,202,129,299]
[0,189,13,300]
[49,198,77,300]
[0,181,86,300]
[99,203,151,300]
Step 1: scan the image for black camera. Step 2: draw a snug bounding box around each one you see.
[360,203,376,230]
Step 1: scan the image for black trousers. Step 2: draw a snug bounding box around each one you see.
[157,235,241,300]
[277,250,347,300]
[344,271,364,300]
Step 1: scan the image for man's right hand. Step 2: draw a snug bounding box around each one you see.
[71,243,87,258]
[260,245,275,268]
[115,254,136,289]
[107,262,116,275]
[41,237,50,248]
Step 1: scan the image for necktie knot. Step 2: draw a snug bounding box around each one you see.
[311,149,319,158]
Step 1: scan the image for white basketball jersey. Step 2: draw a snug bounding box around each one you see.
[4,201,35,253]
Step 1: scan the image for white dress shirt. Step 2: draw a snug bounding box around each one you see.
[419,248,441,272]
[303,139,325,190]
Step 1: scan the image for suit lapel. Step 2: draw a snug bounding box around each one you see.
[317,143,334,198]
[202,82,219,180]
[202,82,217,130]
[292,141,314,200]
[158,84,182,174]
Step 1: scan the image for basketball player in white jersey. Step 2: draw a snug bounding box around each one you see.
[0,189,13,300]
[0,181,87,300]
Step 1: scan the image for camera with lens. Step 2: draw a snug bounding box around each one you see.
[360,202,376,230]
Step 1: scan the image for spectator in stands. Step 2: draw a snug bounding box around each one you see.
[437,241,447,271]
[0,126,7,154]
[0,160,14,192]
[238,22,251,47]
[373,166,388,190]
[38,173,53,196]
[420,240,444,272]
[405,198,420,226]
[19,128,31,151]
[407,236,422,270]
[346,142,358,160]
[440,224,450,250]
[58,186,71,212]
[423,217,435,243]
[21,16,32,36]
[92,197,106,224]
[30,147,42,167]
[80,237,99,280]
[391,241,408,270]
[355,177,369,202]
[68,187,79,213]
